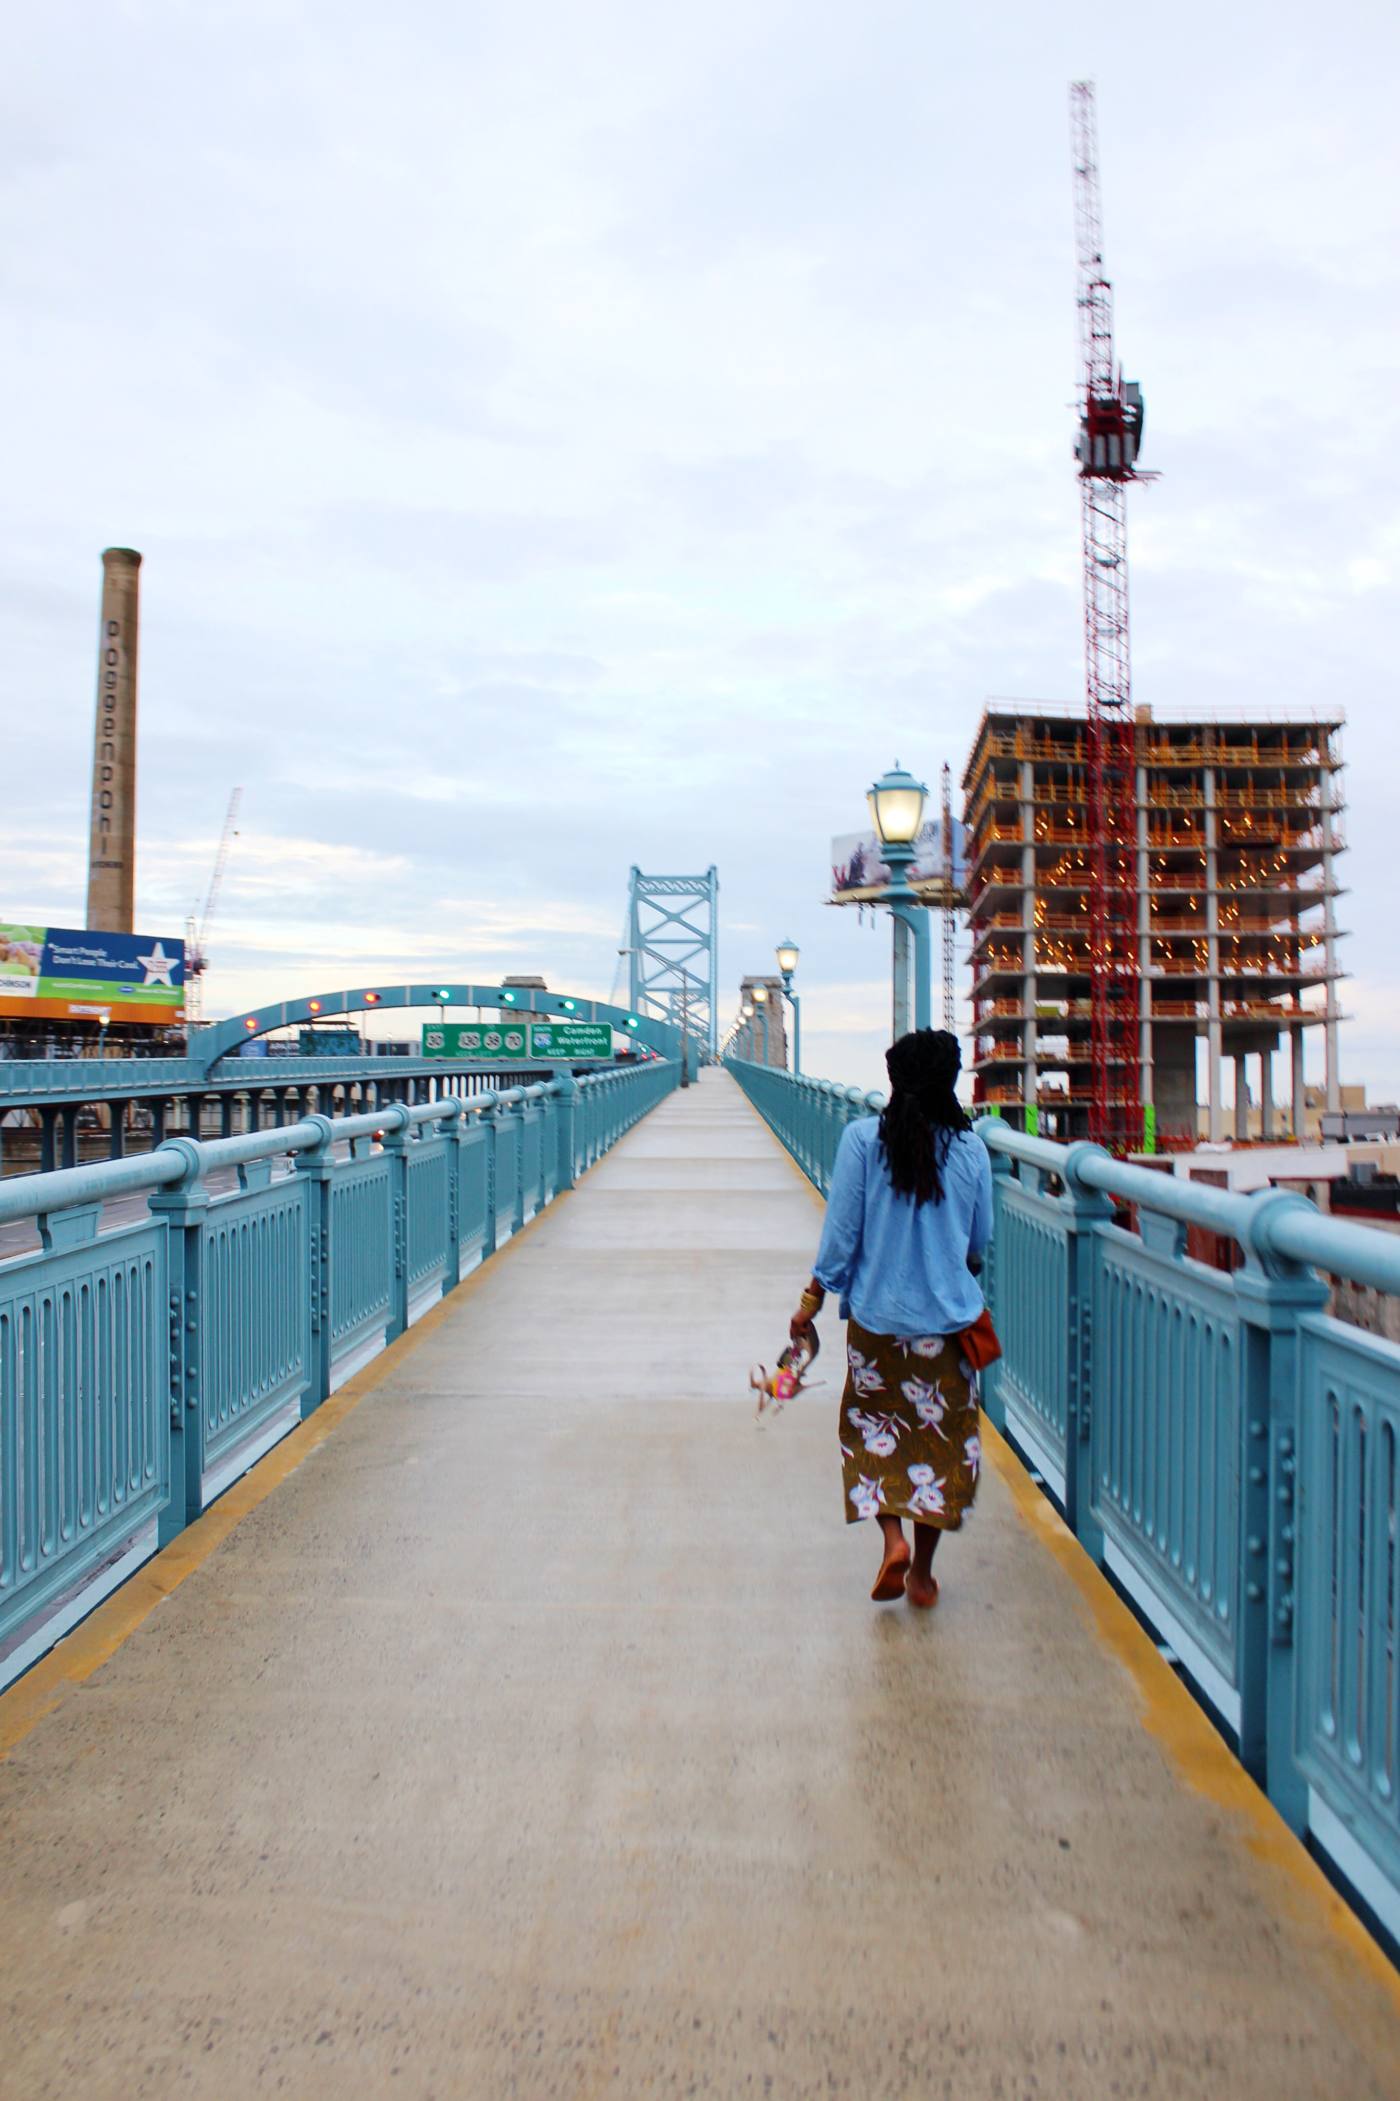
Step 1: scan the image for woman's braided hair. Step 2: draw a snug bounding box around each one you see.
[877,1028,971,1207]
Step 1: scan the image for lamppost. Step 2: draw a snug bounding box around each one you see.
[752,982,770,1066]
[775,940,801,1075]
[741,1001,755,1059]
[868,763,932,1041]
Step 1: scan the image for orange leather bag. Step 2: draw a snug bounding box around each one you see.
[959,1307,1002,1372]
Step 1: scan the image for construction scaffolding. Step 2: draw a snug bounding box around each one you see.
[962,707,1347,1147]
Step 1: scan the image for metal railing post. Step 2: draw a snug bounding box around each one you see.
[479,1097,500,1261]
[553,1073,580,1191]
[505,1091,527,1235]
[1059,1141,1118,1556]
[293,1113,336,1417]
[146,1138,210,1544]
[379,1105,414,1342]
[1233,1192,1329,1831]
[979,1146,1015,1436]
[821,1081,843,1193]
[536,1088,553,1210]
[438,1099,463,1294]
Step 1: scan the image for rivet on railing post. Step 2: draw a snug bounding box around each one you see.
[477,1093,500,1261]
[1052,1141,1116,1557]
[534,1085,552,1212]
[147,1135,210,1543]
[293,1113,336,1417]
[379,1104,414,1342]
[1232,1186,1329,1832]
[975,1135,1016,1437]
[437,1097,464,1295]
[552,1072,580,1193]
[821,1080,839,1195]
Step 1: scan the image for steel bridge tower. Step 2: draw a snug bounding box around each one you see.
[625,868,719,1060]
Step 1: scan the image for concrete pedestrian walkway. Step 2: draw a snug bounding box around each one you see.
[0,1074,1396,2097]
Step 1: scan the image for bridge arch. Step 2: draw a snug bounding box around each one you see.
[195,983,680,1076]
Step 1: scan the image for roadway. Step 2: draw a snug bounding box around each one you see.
[0,1074,1395,2095]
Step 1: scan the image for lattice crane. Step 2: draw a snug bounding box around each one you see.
[1070,82,1152,1153]
[941,763,956,1031]
[185,787,242,1023]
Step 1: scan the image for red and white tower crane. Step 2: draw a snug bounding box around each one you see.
[941,762,956,1031]
[1070,81,1152,1153]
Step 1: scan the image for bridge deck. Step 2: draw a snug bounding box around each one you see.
[1,1074,1395,2097]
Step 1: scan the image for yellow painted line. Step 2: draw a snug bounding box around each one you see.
[0,1193,569,1759]
[733,1076,1400,1998]
[983,1413,1400,2002]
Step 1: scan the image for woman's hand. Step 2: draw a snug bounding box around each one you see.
[790,1278,824,1343]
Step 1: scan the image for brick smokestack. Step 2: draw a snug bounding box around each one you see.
[86,547,141,932]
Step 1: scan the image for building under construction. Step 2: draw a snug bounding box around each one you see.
[963,704,1346,1146]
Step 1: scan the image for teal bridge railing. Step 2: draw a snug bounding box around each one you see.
[0,980,689,1174]
[727,1056,1400,1945]
[0,1059,676,1687]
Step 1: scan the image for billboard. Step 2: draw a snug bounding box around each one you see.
[829,817,968,906]
[0,924,186,1024]
[421,1021,614,1061]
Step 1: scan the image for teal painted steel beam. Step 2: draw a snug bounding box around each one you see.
[625,868,720,1059]
[197,983,679,1075]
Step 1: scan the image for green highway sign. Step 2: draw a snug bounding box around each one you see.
[421,1022,529,1060]
[527,1022,612,1059]
[420,1020,614,1061]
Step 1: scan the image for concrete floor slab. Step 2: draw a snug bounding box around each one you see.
[0,1072,1396,2098]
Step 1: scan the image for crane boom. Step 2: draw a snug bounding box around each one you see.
[1070,82,1147,1155]
[185,788,242,1024]
[200,787,243,942]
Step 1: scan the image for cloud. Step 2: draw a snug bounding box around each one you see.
[3,0,1398,1105]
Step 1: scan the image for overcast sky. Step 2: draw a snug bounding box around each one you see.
[3,0,1397,1098]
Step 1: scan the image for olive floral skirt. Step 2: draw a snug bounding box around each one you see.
[839,1318,982,1528]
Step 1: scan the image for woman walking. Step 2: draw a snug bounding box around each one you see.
[790,1029,993,1608]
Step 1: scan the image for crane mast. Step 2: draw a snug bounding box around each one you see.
[185,787,242,1024]
[941,762,956,1031]
[1070,81,1148,1154]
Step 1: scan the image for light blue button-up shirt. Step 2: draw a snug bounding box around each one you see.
[813,1118,993,1338]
